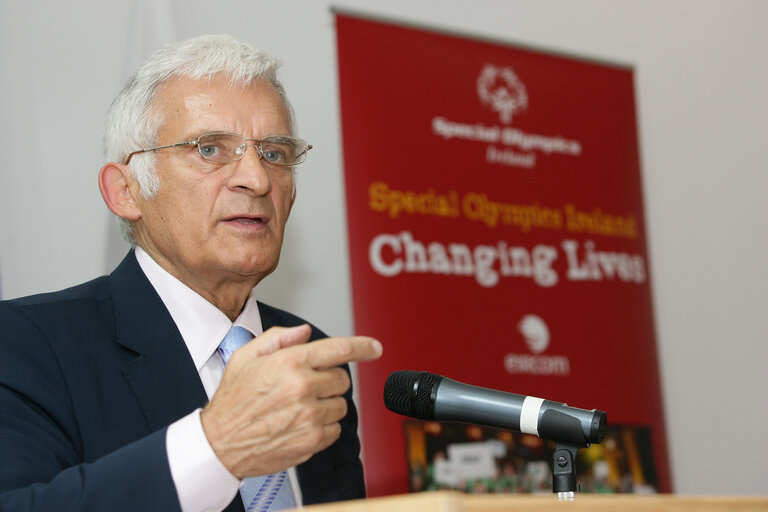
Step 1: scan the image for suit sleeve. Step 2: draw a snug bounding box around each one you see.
[0,303,181,512]
[332,371,367,501]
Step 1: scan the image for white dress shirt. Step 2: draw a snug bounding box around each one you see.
[135,247,302,512]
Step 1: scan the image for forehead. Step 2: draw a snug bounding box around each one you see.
[153,74,291,138]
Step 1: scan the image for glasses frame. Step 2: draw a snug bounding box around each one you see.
[123,132,312,167]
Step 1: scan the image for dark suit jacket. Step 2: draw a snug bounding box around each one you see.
[0,252,365,511]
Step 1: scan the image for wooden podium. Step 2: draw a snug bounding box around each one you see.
[299,491,768,511]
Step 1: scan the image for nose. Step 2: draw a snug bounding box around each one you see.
[226,141,272,196]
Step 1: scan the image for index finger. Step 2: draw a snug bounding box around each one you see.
[302,336,383,370]
[249,324,312,357]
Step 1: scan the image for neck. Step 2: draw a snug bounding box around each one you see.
[203,286,254,322]
[136,245,262,322]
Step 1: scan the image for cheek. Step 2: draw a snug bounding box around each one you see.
[175,176,220,214]
[274,183,295,222]
[152,181,217,237]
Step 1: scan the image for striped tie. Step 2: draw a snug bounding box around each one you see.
[218,326,296,511]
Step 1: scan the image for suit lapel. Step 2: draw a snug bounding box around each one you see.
[102,280,354,507]
[109,251,209,431]
[258,303,342,505]
[106,252,247,512]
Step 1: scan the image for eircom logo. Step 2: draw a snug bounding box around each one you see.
[504,314,570,376]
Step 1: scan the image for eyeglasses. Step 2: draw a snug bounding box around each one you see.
[124,132,312,167]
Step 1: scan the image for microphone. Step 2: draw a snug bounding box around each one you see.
[384,370,607,446]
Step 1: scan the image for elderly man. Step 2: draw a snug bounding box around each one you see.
[0,35,382,512]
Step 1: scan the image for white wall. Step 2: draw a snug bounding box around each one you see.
[1,0,766,495]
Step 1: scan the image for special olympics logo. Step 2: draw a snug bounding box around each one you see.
[477,64,528,124]
[517,314,549,354]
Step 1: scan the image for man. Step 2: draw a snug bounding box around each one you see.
[0,35,382,512]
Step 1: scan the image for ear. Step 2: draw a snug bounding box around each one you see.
[98,162,142,221]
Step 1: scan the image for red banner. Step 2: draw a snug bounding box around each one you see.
[336,13,669,496]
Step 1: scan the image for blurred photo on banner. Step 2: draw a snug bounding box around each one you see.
[335,12,669,496]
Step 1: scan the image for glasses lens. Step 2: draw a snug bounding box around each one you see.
[259,136,309,166]
[197,133,245,163]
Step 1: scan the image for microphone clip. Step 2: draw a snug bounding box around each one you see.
[552,442,582,499]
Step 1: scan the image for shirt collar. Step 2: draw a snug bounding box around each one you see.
[134,247,264,371]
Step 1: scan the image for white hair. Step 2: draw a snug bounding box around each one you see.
[103,34,295,242]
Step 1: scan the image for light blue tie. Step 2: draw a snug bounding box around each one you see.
[218,326,296,512]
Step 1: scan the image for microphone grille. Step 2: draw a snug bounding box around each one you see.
[383,370,440,420]
[413,371,440,419]
[384,371,419,417]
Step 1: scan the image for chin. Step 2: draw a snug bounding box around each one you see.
[225,255,279,279]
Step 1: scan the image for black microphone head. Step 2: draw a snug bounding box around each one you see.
[383,370,442,420]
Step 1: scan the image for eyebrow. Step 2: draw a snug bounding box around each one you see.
[177,129,295,142]
[180,129,228,141]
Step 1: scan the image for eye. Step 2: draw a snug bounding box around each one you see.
[198,143,221,159]
[260,143,290,164]
[194,133,245,163]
